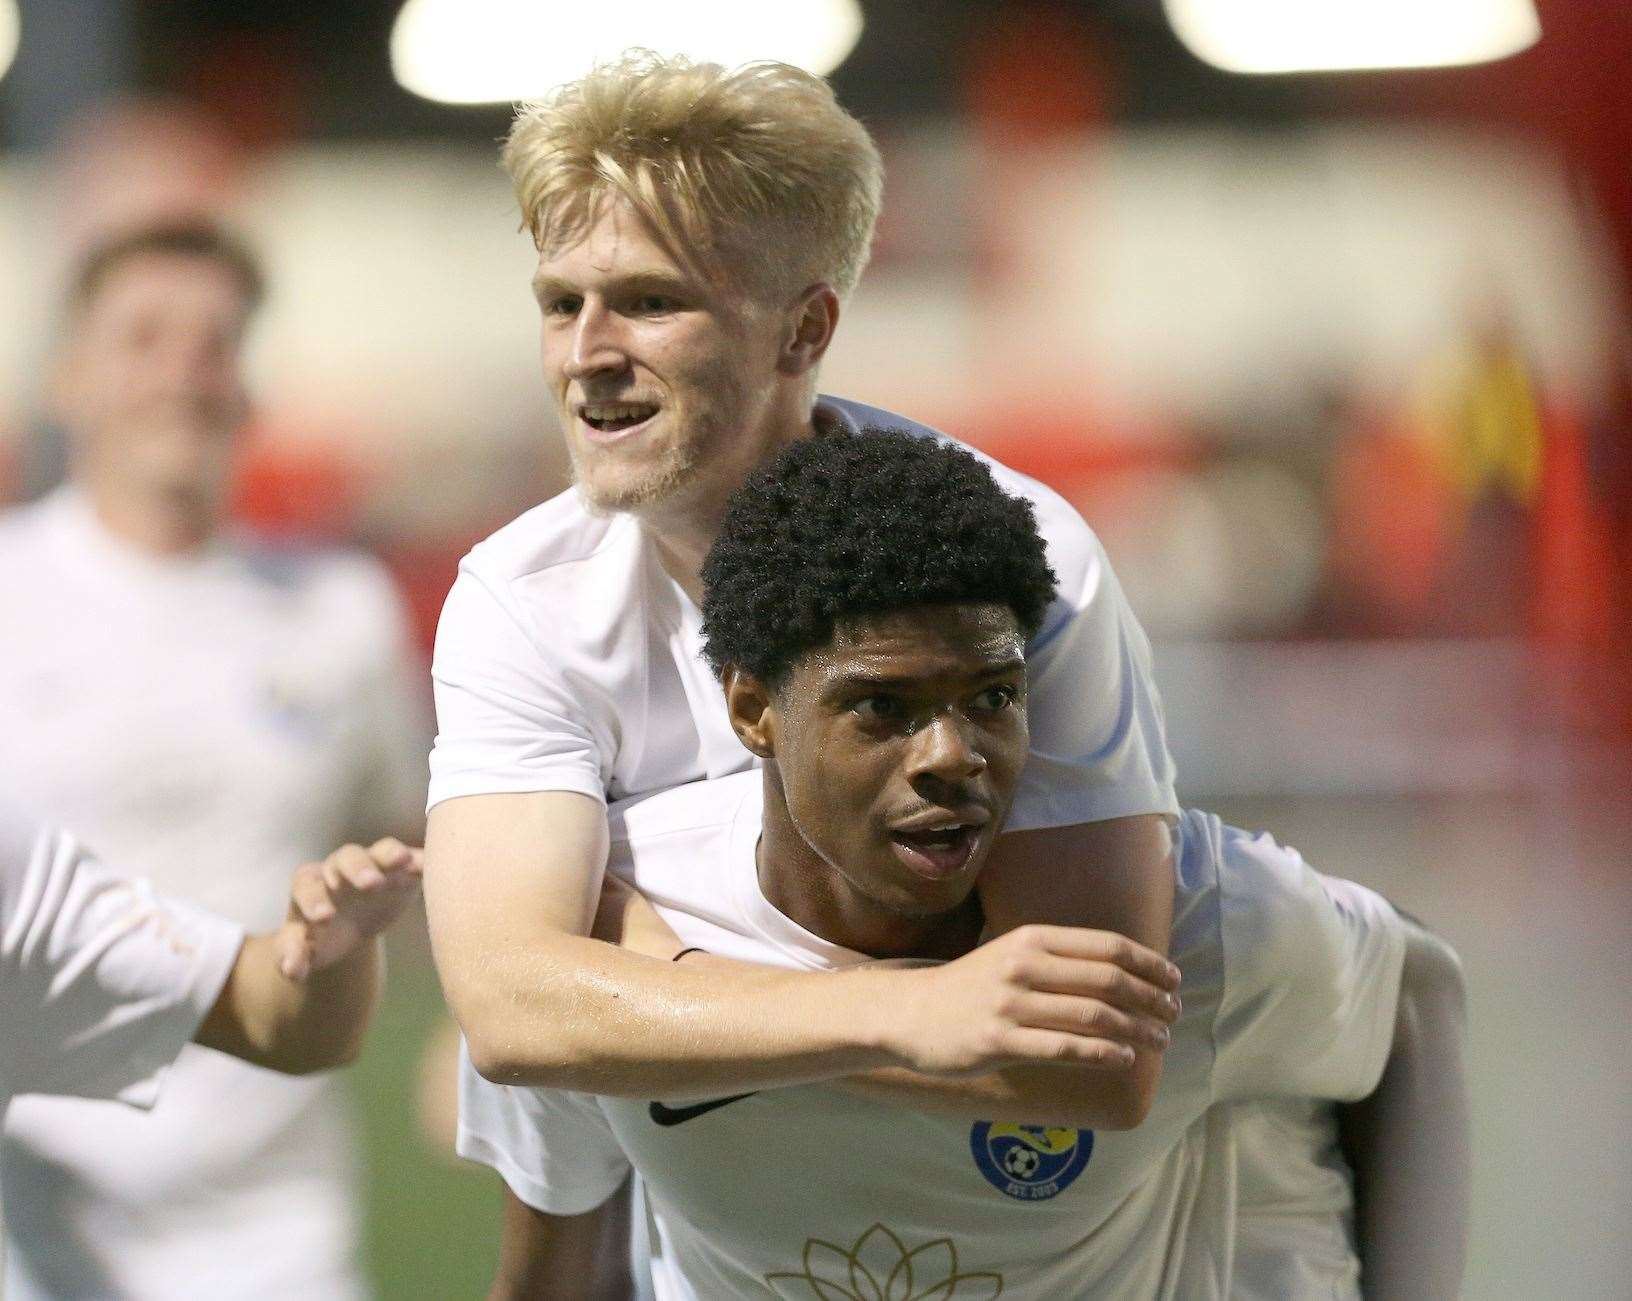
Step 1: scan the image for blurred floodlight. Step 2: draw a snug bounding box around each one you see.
[0,0,18,85]
[1164,0,1540,74]
[390,0,864,105]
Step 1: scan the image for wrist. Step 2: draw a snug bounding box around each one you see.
[830,965,913,1066]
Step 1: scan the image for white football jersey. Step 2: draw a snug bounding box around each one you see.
[459,776,1404,1299]
[0,489,428,1301]
[428,396,1178,828]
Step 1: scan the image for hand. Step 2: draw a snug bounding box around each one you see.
[273,838,424,982]
[880,924,1181,1076]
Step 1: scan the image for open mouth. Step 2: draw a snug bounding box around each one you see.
[889,824,981,879]
[579,402,659,437]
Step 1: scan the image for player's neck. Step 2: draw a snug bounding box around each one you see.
[641,404,822,604]
[80,476,220,557]
[755,771,983,962]
[645,519,714,606]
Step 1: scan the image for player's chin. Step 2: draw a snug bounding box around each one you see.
[574,458,683,512]
[873,856,982,918]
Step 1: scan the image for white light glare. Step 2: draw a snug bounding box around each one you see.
[392,0,864,106]
[0,0,19,85]
[1164,0,1540,74]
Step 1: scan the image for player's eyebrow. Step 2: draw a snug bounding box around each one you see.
[531,269,692,305]
[822,659,1026,699]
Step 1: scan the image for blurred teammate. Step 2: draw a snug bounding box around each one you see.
[430,53,1179,1136]
[462,430,1469,1299]
[0,221,428,1299]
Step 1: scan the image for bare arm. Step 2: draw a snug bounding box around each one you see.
[427,792,1179,1098]
[1339,919,1470,1301]
[488,1183,631,1301]
[193,839,422,1074]
[593,818,1181,1130]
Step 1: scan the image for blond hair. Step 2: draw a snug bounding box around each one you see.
[502,52,882,303]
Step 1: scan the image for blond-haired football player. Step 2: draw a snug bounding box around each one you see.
[429,53,1181,1135]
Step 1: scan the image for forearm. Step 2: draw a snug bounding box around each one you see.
[1340,927,1470,1300]
[452,932,897,1093]
[198,933,384,1074]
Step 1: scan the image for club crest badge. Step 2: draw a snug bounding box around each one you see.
[969,1121,1093,1201]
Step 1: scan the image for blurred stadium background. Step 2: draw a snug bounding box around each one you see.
[2,2,1629,1297]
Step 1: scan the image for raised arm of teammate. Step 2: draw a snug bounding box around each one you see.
[196,837,424,1074]
[426,792,1179,1117]
[3,814,424,1116]
[1339,917,1471,1300]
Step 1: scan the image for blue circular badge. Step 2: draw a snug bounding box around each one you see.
[969,1122,1093,1201]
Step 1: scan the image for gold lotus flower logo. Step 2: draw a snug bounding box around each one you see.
[765,1222,1003,1299]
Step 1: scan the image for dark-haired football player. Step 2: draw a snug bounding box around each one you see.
[462,430,1469,1299]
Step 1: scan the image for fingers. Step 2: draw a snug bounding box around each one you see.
[1008,950,1180,1025]
[367,837,424,877]
[1008,990,1171,1052]
[315,840,423,897]
[324,844,386,893]
[290,861,337,924]
[996,1026,1137,1070]
[272,919,314,983]
[1018,924,1182,992]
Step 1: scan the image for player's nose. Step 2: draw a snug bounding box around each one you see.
[563,301,630,380]
[908,712,987,785]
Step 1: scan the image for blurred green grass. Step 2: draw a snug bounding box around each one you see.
[347,940,499,1299]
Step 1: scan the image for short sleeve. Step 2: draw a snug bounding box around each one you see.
[455,1039,630,1214]
[0,811,244,1107]
[427,564,611,811]
[1211,829,1406,1103]
[1008,489,1180,830]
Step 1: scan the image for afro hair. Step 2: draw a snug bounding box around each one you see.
[700,426,1058,685]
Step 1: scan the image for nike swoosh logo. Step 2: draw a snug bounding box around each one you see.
[648,1093,758,1127]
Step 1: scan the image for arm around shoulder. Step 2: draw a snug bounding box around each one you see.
[425,789,612,1082]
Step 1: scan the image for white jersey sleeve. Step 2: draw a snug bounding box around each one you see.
[0,807,244,1110]
[429,561,612,809]
[455,1041,630,1215]
[1008,485,1178,829]
[1211,825,1406,1103]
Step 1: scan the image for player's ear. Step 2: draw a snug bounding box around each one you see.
[723,665,777,759]
[776,283,839,377]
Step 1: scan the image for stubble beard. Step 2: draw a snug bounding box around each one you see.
[570,433,703,516]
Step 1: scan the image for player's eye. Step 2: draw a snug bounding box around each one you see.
[631,294,677,315]
[852,695,903,723]
[970,684,1018,713]
[542,295,582,317]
